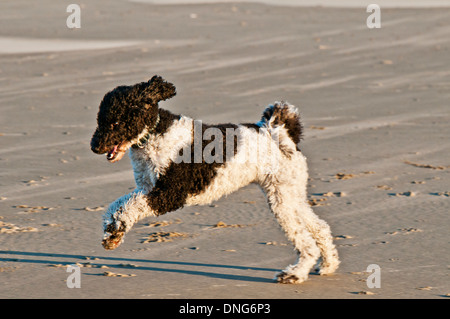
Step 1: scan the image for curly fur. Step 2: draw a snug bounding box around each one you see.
[260,102,303,148]
[90,75,340,284]
[90,75,176,161]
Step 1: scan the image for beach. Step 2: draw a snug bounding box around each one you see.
[0,0,449,299]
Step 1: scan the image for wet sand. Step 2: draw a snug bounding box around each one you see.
[0,0,449,298]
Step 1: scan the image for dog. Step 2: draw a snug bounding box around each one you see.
[90,75,339,283]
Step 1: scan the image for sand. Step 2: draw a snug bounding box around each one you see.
[0,0,449,299]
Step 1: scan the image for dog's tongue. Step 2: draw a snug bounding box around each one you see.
[107,145,119,160]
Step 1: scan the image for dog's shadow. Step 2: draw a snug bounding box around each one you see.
[0,250,277,283]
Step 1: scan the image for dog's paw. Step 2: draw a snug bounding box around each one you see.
[316,266,336,276]
[102,222,125,250]
[275,271,307,284]
[314,260,340,276]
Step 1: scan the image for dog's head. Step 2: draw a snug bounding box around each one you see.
[90,75,176,162]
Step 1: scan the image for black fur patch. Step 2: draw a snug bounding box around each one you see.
[147,122,238,216]
[154,108,180,135]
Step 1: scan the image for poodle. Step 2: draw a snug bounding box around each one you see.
[90,75,339,284]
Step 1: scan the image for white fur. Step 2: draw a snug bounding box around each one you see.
[103,116,193,241]
[103,104,340,283]
[130,116,193,189]
[103,190,154,234]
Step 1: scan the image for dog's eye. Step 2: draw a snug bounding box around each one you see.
[111,122,120,129]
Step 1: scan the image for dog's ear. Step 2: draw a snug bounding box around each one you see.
[138,75,176,109]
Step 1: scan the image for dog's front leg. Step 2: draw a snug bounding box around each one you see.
[102,168,193,250]
[102,189,156,250]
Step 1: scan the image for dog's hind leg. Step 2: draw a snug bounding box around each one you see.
[261,178,321,284]
[295,201,340,275]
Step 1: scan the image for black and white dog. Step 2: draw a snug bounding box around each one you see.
[90,75,339,283]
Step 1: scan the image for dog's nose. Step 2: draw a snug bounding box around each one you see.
[90,136,101,154]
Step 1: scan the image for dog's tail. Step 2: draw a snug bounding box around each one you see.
[257,101,303,149]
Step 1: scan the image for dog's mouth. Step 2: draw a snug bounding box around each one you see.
[106,144,120,161]
[106,142,129,163]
